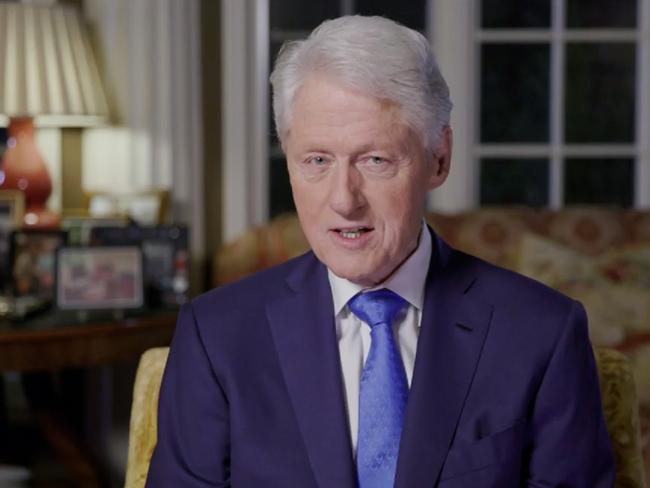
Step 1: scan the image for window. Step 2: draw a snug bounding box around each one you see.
[476,0,646,208]
[222,1,650,240]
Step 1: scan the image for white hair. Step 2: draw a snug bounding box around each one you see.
[270,15,452,152]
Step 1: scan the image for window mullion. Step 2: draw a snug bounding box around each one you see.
[550,0,566,209]
[429,0,477,211]
[636,0,650,206]
[341,0,354,16]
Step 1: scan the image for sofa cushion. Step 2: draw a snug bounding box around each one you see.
[515,232,650,346]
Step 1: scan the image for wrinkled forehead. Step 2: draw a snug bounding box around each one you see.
[284,82,425,160]
[282,72,411,143]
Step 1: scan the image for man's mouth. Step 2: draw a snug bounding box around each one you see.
[335,227,372,239]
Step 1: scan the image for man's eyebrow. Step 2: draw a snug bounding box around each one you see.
[293,145,332,154]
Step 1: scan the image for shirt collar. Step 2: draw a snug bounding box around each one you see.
[327,221,432,318]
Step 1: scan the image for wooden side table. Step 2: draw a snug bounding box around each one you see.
[0,310,178,487]
[0,311,177,372]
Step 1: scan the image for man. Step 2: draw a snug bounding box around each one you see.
[147,16,614,487]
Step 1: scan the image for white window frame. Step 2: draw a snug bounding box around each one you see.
[430,0,650,211]
[221,0,269,243]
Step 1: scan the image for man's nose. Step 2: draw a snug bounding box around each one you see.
[328,163,366,216]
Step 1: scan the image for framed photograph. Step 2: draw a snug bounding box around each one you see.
[0,190,25,292]
[10,229,67,300]
[90,225,189,307]
[61,216,128,246]
[0,127,7,162]
[56,246,144,310]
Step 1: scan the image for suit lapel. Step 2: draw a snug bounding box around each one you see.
[395,233,494,488]
[267,255,356,488]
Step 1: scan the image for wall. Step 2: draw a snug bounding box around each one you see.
[81,0,206,271]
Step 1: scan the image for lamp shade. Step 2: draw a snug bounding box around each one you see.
[0,2,110,127]
[0,2,111,228]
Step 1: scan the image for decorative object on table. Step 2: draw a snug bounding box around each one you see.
[0,296,11,318]
[0,295,52,322]
[0,3,109,228]
[0,118,59,227]
[0,190,25,292]
[56,246,143,310]
[85,189,171,226]
[61,216,128,246]
[90,225,189,307]
[9,229,67,303]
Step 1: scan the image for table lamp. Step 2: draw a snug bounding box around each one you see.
[0,2,109,228]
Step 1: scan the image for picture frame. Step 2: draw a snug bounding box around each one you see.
[61,215,128,246]
[56,246,144,310]
[0,190,25,291]
[0,127,7,162]
[84,189,170,226]
[10,229,67,300]
[89,225,189,308]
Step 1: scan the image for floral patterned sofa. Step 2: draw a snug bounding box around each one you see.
[214,207,650,485]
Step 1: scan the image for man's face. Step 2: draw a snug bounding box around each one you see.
[284,75,451,286]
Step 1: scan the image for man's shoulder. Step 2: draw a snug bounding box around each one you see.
[448,247,576,320]
[432,229,572,312]
[445,248,585,371]
[191,250,319,319]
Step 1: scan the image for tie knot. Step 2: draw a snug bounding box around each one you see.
[348,289,407,329]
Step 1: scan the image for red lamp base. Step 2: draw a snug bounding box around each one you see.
[23,208,60,228]
[0,117,59,228]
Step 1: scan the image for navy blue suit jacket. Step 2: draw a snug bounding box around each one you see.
[146,231,615,487]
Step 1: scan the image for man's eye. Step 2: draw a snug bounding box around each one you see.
[309,156,326,165]
[358,155,399,177]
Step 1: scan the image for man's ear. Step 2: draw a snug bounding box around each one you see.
[427,126,452,190]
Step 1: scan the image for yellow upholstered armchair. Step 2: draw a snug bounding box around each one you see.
[125,347,168,488]
[596,348,647,487]
[124,347,646,488]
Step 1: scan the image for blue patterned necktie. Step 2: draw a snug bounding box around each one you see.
[348,288,409,488]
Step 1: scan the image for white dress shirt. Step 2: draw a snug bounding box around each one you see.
[327,221,432,454]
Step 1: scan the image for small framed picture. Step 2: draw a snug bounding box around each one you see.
[0,190,25,290]
[61,216,128,246]
[10,229,67,300]
[56,246,144,310]
[90,225,189,307]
